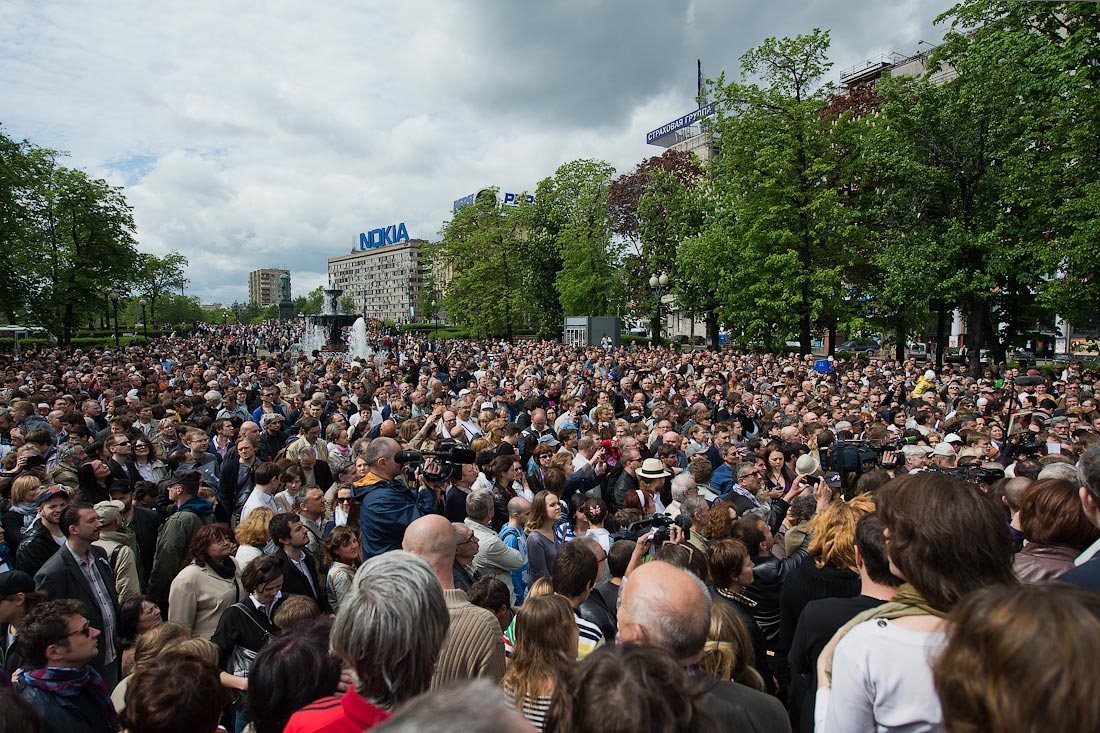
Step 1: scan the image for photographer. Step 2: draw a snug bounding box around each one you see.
[353,437,437,560]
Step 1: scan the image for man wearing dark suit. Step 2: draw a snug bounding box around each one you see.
[104,434,142,488]
[34,503,121,689]
[270,512,331,613]
[618,559,790,733]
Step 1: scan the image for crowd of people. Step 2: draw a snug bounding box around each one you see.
[1,321,1100,733]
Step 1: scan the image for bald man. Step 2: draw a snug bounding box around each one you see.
[403,514,505,689]
[619,561,790,733]
[354,437,436,559]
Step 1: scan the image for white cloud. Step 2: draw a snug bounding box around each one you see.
[0,0,945,302]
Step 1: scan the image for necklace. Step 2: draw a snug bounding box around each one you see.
[715,587,757,608]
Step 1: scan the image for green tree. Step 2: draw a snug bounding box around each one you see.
[417,243,442,322]
[706,30,857,354]
[295,286,325,316]
[529,160,619,320]
[937,1,1100,340]
[0,129,53,324]
[339,294,356,315]
[433,189,532,340]
[135,251,189,325]
[155,293,206,325]
[24,163,140,345]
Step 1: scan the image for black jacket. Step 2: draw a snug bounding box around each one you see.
[744,531,809,651]
[274,548,331,614]
[16,674,115,733]
[35,544,121,680]
[15,521,61,577]
[218,454,257,524]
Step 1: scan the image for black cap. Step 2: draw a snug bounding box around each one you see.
[0,570,35,597]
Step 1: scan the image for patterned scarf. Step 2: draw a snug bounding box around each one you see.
[21,665,118,730]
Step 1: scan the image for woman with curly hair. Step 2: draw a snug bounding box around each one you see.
[501,594,577,731]
[324,526,362,612]
[234,506,274,568]
[779,493,875,648]
[168,524,243,640]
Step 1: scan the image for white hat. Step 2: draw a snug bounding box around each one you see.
[931,442,956,457]
[637,458,671,480]
[944,433,964,445]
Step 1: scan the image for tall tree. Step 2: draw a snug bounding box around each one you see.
[705,30,857,354]
[608,150,705,322]
[531,159,619,319]
[433,189,532,341]
[135,251,189,324]
[937,1,1100,337]
[24,164,139,345]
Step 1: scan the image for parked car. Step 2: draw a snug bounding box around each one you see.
[838,339,880,355]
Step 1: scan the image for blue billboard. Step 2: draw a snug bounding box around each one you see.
[359,223,410,250]
[646,103,715,145]
[452,191,534,211]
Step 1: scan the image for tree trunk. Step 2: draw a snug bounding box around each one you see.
[966,294,986,374]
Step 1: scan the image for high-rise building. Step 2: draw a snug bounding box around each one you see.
[328,239,424,323]
[249,269,290,306]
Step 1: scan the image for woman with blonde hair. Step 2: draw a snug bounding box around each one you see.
[779,492,875,648]
[111,621,191,712]
[525,490,562,580]
[702,599,766,692]
[2,474,42,552]
[501,594,578,731]
[234,506,274,568]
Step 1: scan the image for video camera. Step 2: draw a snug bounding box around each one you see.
[609,513,689,547]
[395,442,476,483]
[926,464,1005,484]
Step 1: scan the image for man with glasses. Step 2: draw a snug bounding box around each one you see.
[251,387,285,424]
[15,599,118,732]
[105,435,141,488]
[723,462,767,517]
[34,503,121,688]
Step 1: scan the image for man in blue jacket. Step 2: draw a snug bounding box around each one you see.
[353,437,436,559]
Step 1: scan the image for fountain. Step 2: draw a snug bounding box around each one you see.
[348,317,374,361]
[302,284,359,358]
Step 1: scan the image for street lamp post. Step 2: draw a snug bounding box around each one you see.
[108,291,120,347]
[139,299,148,340]
[649,272,669,346]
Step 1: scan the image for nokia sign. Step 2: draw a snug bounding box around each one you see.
[359,223,410,250]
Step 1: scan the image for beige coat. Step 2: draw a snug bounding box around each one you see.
[167,558,244,640]
[93,530,142,605]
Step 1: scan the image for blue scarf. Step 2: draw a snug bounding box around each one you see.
[20,665,118,729]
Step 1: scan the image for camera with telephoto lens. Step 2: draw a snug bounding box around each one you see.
[394,441,476,483]
[610,513,689,547]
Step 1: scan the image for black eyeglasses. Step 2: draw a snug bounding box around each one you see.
[337,497,353,504]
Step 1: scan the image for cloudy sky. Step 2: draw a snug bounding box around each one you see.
[0,1,948,305]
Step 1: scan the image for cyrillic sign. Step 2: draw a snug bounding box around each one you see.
[359,223,410,250]
[646,103,715,144]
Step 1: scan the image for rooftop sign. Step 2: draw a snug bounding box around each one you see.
[646,103,715,145]
[359,223,410,250]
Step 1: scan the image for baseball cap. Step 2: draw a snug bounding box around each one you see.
[94,500,126,525]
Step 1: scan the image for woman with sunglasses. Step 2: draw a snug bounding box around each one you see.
[131,438,169,485]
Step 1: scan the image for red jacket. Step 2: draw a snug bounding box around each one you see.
[284,688,389,733]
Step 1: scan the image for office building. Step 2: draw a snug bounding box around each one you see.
[328,239,425,323]
[248,268,290,306]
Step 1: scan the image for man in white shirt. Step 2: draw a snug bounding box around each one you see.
[240,462,282,522]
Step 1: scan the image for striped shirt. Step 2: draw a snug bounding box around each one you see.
[503,605,604,660]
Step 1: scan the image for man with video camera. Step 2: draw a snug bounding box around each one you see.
[353,437,438,560]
